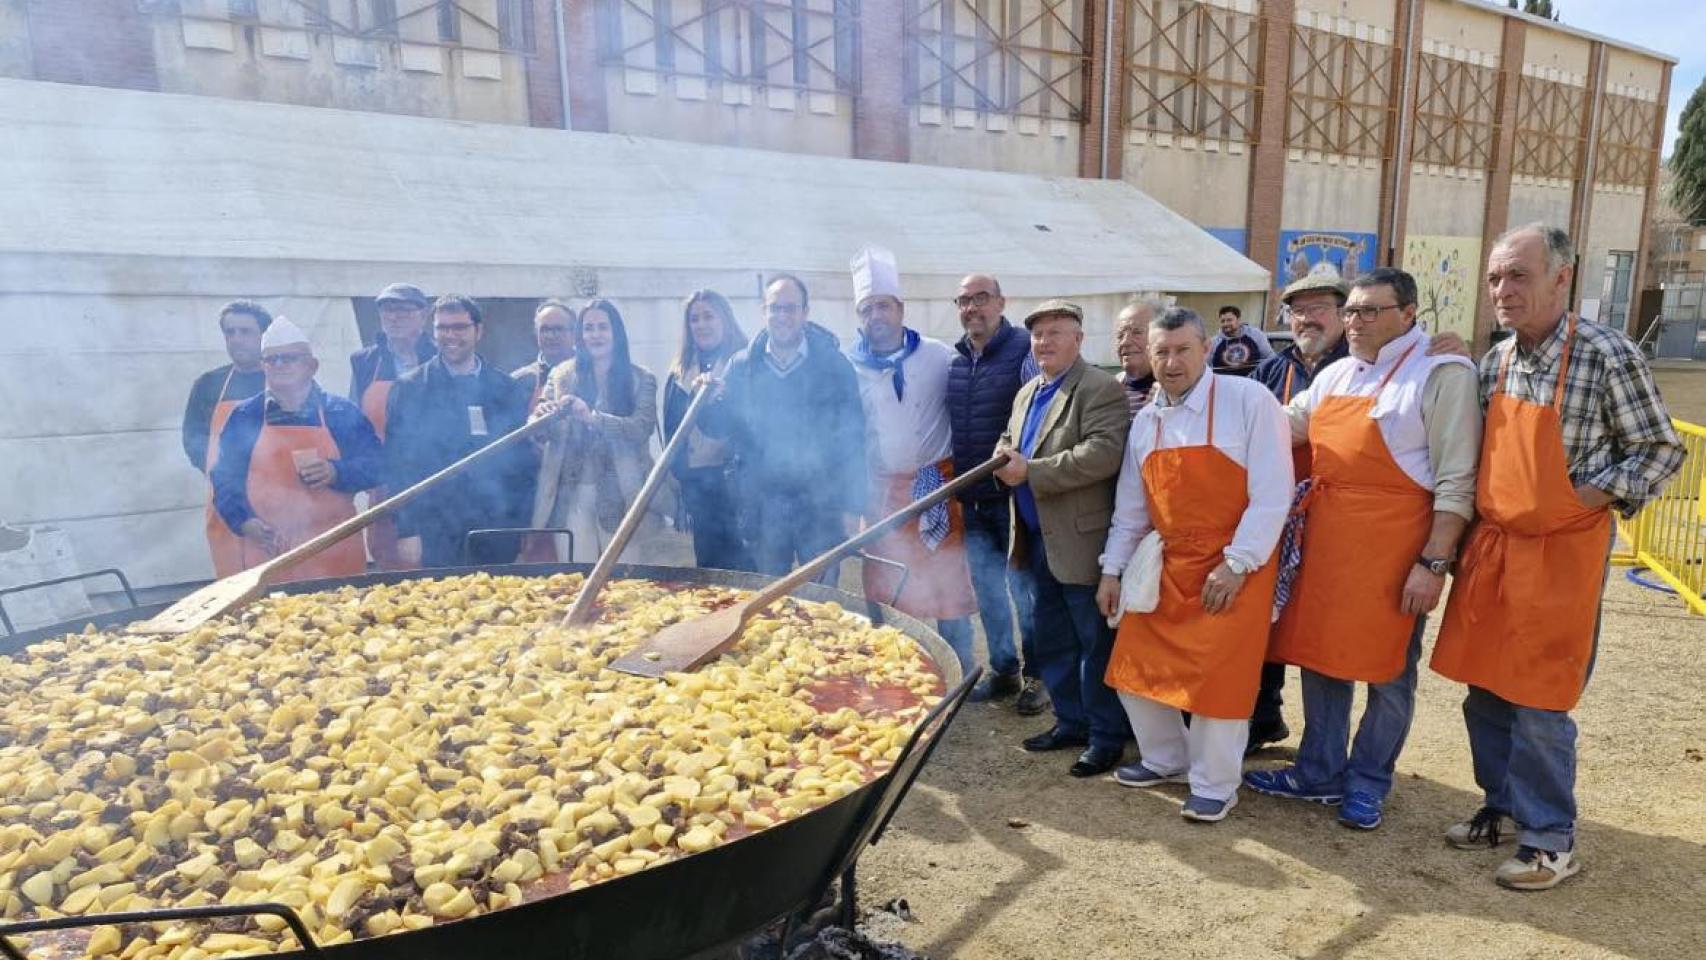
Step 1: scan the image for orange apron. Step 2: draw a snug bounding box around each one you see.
[1432,322,1612,711]
[359,378,402,570]
[1269,344,1432,682]
[1282,364,1312,480]
[1105,378,1279,720]
[242,406,367,581]
[203,368,249,577]
[862,459,978,620]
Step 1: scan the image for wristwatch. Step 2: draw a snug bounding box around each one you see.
[1417,555,1452,576]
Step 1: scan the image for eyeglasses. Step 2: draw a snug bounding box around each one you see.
[1343,304,1401,322]
[1290,302,1342,320]
[261,352,311,367]
[434,321,477,334]
[954,291,995,309]
[764,303,803,317]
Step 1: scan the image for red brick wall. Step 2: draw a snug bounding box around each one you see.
[525,0,567,128]
[1078,0,1128,179]
[1472,16,1526,349]
[563,0,608,132]
[1246,0,1295,310]
[853,0,909,163]
[26,0,159,91]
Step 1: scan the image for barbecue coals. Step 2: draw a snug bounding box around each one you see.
[0,572,943,959]
[784,928,928,960]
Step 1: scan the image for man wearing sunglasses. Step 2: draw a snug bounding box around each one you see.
[1246,267,1481,833]
[210,317,381,580]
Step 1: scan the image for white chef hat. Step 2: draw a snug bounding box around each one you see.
[850,245,902,310]
[260,316,311,354]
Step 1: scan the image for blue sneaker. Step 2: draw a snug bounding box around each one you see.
[1180,793,1238,823]
[1338,790,1383,830]
[1242,767,1344,805]
[1113,761,1187,788]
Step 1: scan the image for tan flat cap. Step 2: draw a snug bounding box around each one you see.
[1023,299,1085,328]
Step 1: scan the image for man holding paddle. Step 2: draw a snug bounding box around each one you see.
[844,246,979,675]
[995,300,1131,778]
[210,317,381,580]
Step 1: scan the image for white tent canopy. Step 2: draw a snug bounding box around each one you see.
[0,78,1265,589]
[0,78,1267,300]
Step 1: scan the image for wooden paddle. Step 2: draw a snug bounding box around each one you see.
[609,453,1009,678]
[562,382,711,625]
[127,404,568,636]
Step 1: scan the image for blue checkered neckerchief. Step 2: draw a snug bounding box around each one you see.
[1271,478,1314,621]
[912,462,949,551]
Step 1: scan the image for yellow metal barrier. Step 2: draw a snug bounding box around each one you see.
[1613,418,1706,616]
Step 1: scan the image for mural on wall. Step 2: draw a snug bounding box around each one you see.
[1278,230,1377,287]
[1205,227,1249,255]
[1403,235,1482,340]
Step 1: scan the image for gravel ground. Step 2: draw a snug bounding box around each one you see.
[857,574,1706,960]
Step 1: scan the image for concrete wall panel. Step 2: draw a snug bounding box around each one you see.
[1420,0,1502,52]
[1283,159,1384,235]
[1296,0,1393,26]
[1508,182,1572,232]
[1520,24,1591,77]
[909,118,1083,179]
[1579,188,1646,315]
[0,0,28,78]
[1122,144,1250,229]
[1603,48,1664,95]
[1407,169,1487,238]
[601,77,856,158]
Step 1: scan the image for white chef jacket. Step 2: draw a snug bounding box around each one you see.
[851,335,956,475]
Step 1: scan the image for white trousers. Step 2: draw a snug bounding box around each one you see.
[1119,692,1248,801]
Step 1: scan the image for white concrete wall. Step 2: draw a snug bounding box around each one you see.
[1508,181,1573,232]
[909,112,1083,178]
[602,73,857,159]
[1122,141,1251,230]
[1580,187,1646,320]
[1407,168,1488,238]
[1283,157,1385,235]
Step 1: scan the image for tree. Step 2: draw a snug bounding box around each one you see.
[1508,0,1561,20]
[1674,78,1706,224]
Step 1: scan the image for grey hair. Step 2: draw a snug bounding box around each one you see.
[1116,294,1167,328]
[1150,306,1208,340]
[1496,222,1575,273]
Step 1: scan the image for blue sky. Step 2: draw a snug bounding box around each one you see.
[1554,1,1703,157]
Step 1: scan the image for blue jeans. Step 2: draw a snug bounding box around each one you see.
[960,498,1029,678]
[1029,539,1126,750]
[1461,549,1608,853]
[1294,616,1425,801]
[750,492,843,586]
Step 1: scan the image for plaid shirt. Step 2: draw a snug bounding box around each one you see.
[1478,316,1684,518]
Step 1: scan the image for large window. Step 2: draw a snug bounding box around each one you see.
[601,0,861,95]
[905,0,1087,118]
[1602,250,1635,329]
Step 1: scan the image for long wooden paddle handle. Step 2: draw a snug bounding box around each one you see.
[563,383,712,624]
[259,405,568,579]
[743,453,1011,615]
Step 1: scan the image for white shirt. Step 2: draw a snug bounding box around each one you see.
[1285,323,1480,518]
[1100,372,1293,577]
[851,335,955,474]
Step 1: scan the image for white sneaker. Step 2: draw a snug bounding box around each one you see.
[1495,846,1581,891]
[1446,806,1514,850]
[1180,792,1238,823]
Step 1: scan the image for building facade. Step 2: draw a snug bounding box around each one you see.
[0,0,1674,345]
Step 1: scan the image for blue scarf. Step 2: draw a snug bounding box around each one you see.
[849,327,921,401]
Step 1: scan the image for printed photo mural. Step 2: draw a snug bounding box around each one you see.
[1403,235,1482,340]
[1277,230,1377,287]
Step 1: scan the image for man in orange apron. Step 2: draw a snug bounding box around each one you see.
[211,318,382,581]
[349,283,437,569]
[845,247,979,674]
[1096,308,1292,823]
[1245,268,1481,832]
[1432,224,1684,890]
[1246,273,1351,754]
[182,301,272,576]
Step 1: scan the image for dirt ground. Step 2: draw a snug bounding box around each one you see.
[856,573,1706,960]
[1654,365,1706,425]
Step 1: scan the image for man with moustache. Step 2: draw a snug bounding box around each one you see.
[946,272,1042,708]
[1245,273,1351,753]
[845,247,979,675]
[1114,298,1161,415]
[996,300,1130,778]
[1432,224,1682,889]
[384,295,537,568]
[1246,267,1481,833]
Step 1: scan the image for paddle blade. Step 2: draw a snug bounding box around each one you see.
[125,569,268,636]
[608,604,749,678]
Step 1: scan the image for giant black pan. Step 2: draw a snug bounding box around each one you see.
[0,563,975,960]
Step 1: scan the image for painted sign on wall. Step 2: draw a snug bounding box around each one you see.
[1278,230,1377,287]
[1404,235,1482,340]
